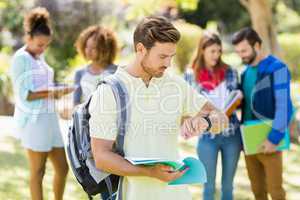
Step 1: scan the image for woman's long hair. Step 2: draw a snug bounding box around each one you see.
[191,32,227,81]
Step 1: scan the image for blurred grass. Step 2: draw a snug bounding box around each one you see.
[0,135,299,200]
[0,136,87,200]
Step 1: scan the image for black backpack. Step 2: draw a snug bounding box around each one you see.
[66,75,130,200]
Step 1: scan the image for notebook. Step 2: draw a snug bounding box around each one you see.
[125,156,207,185]
[241,120,290,155]
[224,90,243,116]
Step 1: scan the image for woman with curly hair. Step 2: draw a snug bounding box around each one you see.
[73,25,118,106]
[10,7,71,200]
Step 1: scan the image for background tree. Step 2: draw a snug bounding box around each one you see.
[179,0,250,33]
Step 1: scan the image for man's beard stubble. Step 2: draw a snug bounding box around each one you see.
[141,55,164,78]
[243,48,257,65]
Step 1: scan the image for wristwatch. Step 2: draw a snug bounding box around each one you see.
[203,116,212,132]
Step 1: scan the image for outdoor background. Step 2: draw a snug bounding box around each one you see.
[0,0,299,199]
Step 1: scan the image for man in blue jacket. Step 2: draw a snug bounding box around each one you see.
[232,27,293,200]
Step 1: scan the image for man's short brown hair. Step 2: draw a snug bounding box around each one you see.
[75,25,117,65]
[232,27,262,47]
[133,16,180,51]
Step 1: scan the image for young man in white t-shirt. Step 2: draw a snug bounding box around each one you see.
[89,16,229,200]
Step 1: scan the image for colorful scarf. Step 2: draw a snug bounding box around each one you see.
[196,65,228,91]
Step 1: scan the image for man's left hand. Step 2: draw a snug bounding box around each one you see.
[260,139,277,154]
[181,116,209,139]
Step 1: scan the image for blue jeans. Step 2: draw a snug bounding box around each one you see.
[197,131,242,200]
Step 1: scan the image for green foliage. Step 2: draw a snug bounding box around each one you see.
[1,0,299,82]
[222,52,243,70]
[0,73,12,102]
[0,0,51,79]
[34,0,119,81]
[176,0,198,11]
[125,0,165,21]
[173,21,202,73]
[0,0,33,41]
[44,43,77,82]
[124,0,197,21]
[282,0,300,15]
[67,54,86,71]
[0,0,120,81]
[275,2,300,33]
[179,0,251,33]
[0,49,12,97]
[278,33,300,80]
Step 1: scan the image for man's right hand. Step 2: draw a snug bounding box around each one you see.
[147,164,188,182]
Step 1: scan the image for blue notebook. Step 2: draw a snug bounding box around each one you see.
[169,157,207,185]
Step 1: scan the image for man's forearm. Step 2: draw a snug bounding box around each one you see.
[94,150,150,177]
[197,101,219,117]
[268,66,293,144]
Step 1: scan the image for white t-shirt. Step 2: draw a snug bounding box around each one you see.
[89,67,208,200]
[80,70,106,102]
[73,64,117,104]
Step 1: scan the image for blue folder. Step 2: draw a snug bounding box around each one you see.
[169,157,207,185]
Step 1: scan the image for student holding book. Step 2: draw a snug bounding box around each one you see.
[9,7,72,200]
[89,16,229,200]
[232,27,293,200]
[184,32,242,200]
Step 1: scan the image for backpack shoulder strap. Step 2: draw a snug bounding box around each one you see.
[98,75,130,156]
[99,75,129,200]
